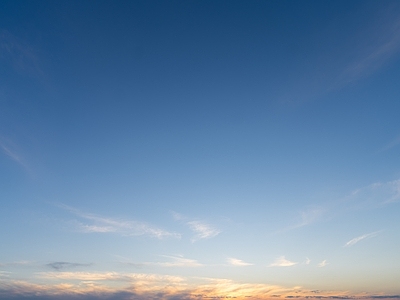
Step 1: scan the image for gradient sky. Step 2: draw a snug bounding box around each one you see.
[1,1,400,299]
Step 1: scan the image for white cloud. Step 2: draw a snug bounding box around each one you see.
[227,258,253,266]
[347,179,400,205]
[269,256,298,267]
[187,220,221,242]
[305,257,311,265]
[157,255,202,267]
[60,204,181,239]
[171,211,221,242]
[344,231,380,247]
[0,271,10,277]
[318,260,328,267]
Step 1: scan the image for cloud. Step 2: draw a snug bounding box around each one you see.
[171,211,221,242]
[0,137,30,172]
[381,135,400,152]
[340,12,400,84]
[344,179,400,208]
[296,207,324,228]
[279,207,324,233]
[0,143,21,162]
[115,255,202,268]
[46,262,93,271]
[37,271,178,282]
[269,256,298,267]
[305,258,311,265]
[227,258,253,266]
[59,204,181,239]
[0,29,43,78]
[170,211,186,221]
[0,271,10,277]
[344,231,380,247]
[187,220,221,242]
[0,261,34,268]
[318,260,328,268]
[156,255,203,267]
[3,273,397,300]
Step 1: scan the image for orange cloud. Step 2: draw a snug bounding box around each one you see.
[1,272,399,300]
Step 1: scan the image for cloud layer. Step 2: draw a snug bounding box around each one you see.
[1,272,399,300]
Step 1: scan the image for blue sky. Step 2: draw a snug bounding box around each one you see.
[1,1,400,299]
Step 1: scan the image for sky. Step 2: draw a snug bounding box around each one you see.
[1,0,400,299]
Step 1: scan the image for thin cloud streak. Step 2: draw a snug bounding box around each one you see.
[344,231,381,247]
[46,262,93,271]
[188,220,220,242]
[59,204,181,239]
[340,13,400,84]
[0,138,30,172]
[278,207,325,233]
[156,255,203,267]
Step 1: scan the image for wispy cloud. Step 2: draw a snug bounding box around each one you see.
[305,257,311,265]
[59,204,181,239]
[381,135,400,152]
[171,211,221,242]
[156,255,203,267]
[170,210,185,221]
[296,207,324,228]
[0,271,10,277]
[0,29,43,78]
[116,255,202,268]
[227,258,253,266]
[46,262,93,271]
[0,138,30,171]
[269,256,298,267]
[344,231,381,247]
[340,12,400,84]
[0,260,34,267]
[345,179,400,207]
[4,273,393,300]
[280,207,324,233]
[187,220,221,242]
[318,260,328,268]
[37,271,185,284]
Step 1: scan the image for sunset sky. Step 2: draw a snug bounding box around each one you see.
[1,1,400,299]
